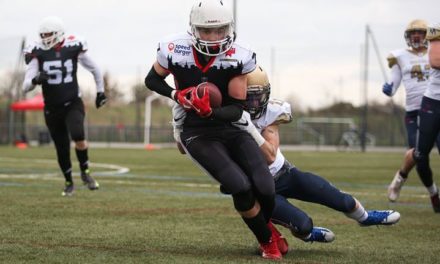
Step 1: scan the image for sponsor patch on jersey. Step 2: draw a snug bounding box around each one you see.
[168,43,191,56]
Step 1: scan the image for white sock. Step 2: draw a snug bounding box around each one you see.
[427,183,438,196]
[345,199,368,222]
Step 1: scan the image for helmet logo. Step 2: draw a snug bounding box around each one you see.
[168,43,175,51]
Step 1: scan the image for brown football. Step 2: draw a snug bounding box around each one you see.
[196,82,222,107]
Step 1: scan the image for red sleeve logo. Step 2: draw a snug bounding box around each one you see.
[225,48,235,57]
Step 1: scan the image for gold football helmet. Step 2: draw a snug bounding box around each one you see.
[246,66,271,119]
[404,19,428,49]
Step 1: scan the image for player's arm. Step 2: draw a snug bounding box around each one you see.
[383,55,402,96]
[22,58,39,93]
[144,61,174,99]
[429,40,440,69]
[260,124,280,164]
[78,52,104,93]
[209,74,246,121]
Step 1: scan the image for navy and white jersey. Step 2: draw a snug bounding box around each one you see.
[253,99,293,177]
[386,49,430,111]
[23,35,104,107]
[156,32,257,128]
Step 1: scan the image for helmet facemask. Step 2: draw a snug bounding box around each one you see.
[405,30,427,49]
[192,25,235,56]
[245,84,271,119]
[404,19,428,50]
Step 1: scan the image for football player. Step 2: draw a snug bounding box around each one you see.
[413,22,440,212]
[233,66,401,246]
[144,0,283,260]
[22,16,107,196]
[382,19,440,202]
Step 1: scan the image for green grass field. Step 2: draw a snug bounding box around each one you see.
[1,146,439,263]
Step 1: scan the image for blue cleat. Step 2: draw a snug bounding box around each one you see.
[301,227,335,243]
[360,210,400,226]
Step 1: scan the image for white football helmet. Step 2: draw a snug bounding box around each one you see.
[189,0,235,56]
[38,16,65,50]
[245,66,271,119]
[404,19,428,49]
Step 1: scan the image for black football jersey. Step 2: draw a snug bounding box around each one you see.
[24,35,87,107]
[156,32,257,128]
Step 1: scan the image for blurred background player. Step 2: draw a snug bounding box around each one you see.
[413,22,440,213]
[22,16,107,196]
[144,0,283,260]
[234,66,400,249]
[382,19,440,202]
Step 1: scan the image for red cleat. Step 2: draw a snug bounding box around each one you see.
[267,221,289,255]
[259,238,282,260]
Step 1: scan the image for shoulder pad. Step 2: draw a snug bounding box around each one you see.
[386,53,398,68]
[267,99,293,125]
[23,42,41,64]
[156,32,192,69]
[231,41,256,74]
[64,34,88,51]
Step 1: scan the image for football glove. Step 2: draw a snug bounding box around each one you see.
[31,71,49,85]
[232,111,265,146]
[190,86,212,117]
[382,82,393,96]
[95,92,107,108]
[174,87,195,110]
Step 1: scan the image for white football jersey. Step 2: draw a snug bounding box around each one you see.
[157,32,256,128]
[387,49,430,111]
[253,99,293,177]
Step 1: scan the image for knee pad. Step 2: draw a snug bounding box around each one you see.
[291,216,313,237]
[341,194,356,213]
[413,149,427,162]
[232,189,256,212]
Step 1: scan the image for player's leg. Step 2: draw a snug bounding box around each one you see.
[388,111,418,201]
[66,99,98,190]
[180,130,280,259]
[229,131,275,222]
[414,97,440,212]
[44,107,73,196]
[272,194,335,244]
[276,167,400,225]
[228,131,287,256]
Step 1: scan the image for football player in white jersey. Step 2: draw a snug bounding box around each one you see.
[22,16,106,196]
[382,19,440,202]
[413,22,440,212]
[144,0,283,260]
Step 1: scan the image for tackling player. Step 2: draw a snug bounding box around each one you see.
[382,19,440,202]
[235,66,401,248]
[22,16,107,196]
[144,0,283,260]
[413,22,440,212]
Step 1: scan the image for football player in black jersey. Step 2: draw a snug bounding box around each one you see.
[22,16,107,197]
[144,0,283,260]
